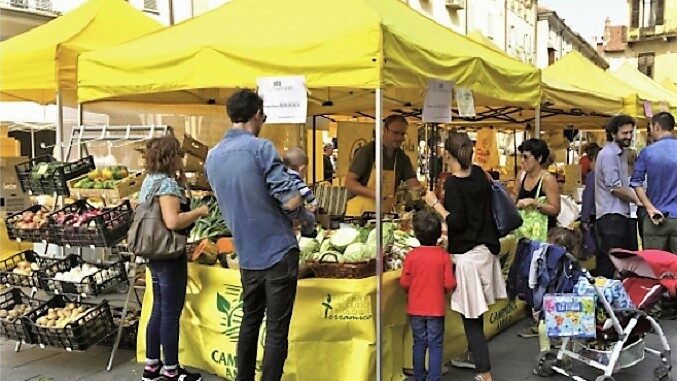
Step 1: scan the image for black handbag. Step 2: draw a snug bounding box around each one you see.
[485,173,523,237]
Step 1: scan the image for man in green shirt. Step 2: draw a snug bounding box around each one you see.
[345,114,420,215]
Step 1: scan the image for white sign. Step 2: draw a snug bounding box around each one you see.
[455,87,476,117]
[256,76,308,124]
[422,79,453,123]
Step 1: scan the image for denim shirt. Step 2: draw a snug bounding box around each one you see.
[205,129,299,270]
[595,141,630,219]
[630,136,677,219]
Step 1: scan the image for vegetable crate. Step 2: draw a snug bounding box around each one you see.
[181,134,209,160]
[14,155,55,194]
[67,171,145,201]
[0,288,40,344]
[49,199,133,247]
[0,250,57,288]
[4,204,52,242]
[24,295,115,351]
[308,253,376,279]
[15,155,95,196]
[39,255,129,297]
[103,307,140,349]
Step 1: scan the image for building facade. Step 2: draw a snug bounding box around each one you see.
[536,7,609,69]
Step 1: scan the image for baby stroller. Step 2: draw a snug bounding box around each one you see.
[535,249,672,381]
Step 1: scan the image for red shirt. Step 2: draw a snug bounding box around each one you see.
[399,246,456,317]
[580,155,591,183]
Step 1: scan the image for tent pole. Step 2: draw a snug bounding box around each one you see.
[513,129,518,178]
[374,88,383,381]
[30,127,36,158]
[312,116,317,185]
[535,105,541,139]
[56,90,64,160]
[77,103,84,159]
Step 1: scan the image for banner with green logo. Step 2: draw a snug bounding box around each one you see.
[137,263,525,380]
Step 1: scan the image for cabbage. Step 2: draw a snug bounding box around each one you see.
[365,224,395,248]
[298,237,319,260]
[404,237,421,248]
[329,227,359,252]
[343,243,366,263]
[316,228,326,245]
[318,250,344,264]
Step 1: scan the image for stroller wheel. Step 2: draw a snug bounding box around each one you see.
[654,364,671,381]
[534,350,558,377]
[594,376,615,381]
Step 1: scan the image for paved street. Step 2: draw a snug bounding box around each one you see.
[1,316,674,381]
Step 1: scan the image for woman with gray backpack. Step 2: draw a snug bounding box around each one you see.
[128,135,208,381]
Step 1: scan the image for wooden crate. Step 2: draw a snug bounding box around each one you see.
[182,134,208,160]
[183,154,205,173]
[68,172,146,201]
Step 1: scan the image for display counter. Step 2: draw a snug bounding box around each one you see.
[137,263,526,381]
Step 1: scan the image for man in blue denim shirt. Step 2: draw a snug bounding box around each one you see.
[205,89,302,381]
[631,112,677,252]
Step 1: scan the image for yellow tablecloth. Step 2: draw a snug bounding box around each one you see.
[137,263,526,381]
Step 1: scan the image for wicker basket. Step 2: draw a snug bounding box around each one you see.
[308,253,376,279]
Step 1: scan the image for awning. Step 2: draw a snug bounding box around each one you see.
[610,63,677,111]
[0,0,162,105]
[77,0,541,111]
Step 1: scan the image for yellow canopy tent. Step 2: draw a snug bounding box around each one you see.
[543,51,644,118]
[466,31,621,130]
[77,0,540,114]
[662,80,677,94]
[0,0,163,105]
[610,63,677,113]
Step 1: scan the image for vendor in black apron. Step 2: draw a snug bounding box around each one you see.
[344,114,421,216]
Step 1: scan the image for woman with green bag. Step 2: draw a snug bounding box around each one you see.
[512,139,561,339]
[513,139,561,242]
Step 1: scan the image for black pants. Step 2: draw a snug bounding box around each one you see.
[236,249,299,381]
[595,213,636,278]
[462,316,491,373]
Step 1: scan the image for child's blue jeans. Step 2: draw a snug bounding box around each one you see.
[410,315,445,381]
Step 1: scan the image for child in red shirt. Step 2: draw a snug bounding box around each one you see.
[400,211,456,381]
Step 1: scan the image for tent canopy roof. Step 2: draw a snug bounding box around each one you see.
[77,0,541,110]
[0,0,163,105]
[611,62,677,109]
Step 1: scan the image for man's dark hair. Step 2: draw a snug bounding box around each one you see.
[586,144,601,161]
[518,138,550,165]
[226,89,263,123]
[383,114,407,129]
[652,112,675,131]
[605,114,635,142]
[412,210,442,246]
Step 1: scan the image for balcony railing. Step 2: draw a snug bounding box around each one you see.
[0,0,57,14]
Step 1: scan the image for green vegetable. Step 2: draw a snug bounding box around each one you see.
[329,227,359,252]
[298,237,319,260]
[343,242,367,263]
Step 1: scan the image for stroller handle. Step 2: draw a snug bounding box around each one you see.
[563,252,595,282]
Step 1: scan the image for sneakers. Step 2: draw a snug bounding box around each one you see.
[517,324,539,338]
[161,366,202,381]
[141,362,163,381]
[450,350,476,369]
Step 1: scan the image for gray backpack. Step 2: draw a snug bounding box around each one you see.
[127,180,187,260]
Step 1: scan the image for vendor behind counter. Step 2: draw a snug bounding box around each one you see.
[344,114,421,216]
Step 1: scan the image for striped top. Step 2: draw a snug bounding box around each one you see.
[286,168,316,207]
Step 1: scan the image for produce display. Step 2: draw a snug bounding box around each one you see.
[10,261,40,276]
[71,166,130,189]
[30,161,67,181]
[49,199,133,247]
[52,207,105,228]
[7,208,50,230]
[0,303,33,323]
[189,196,230,242]
[34,304,93,328]
[53,263,116,285]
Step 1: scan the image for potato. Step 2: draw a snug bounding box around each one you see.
[0,309,8,318]
[77,306,85,314]
[66,303,76,310]
[46,320,55,328]
[7,310,18,319]
[30,263,39,271]
[36,316,47,326]
[47,308,55,315]
[47,312,57,320]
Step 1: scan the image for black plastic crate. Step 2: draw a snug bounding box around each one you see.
[4,204,52,242]
[40,156,95,196]
[0,250,57,288]
[38,255,129,297]
[49,199,133,247]
[14,155,55,194]
[103,307,140,349]
[0,288,41,343]
[23,295,114,351]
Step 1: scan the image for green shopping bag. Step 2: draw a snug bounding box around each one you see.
[514,176,548,242]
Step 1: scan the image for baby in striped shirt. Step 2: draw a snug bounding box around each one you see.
[283,147,317,237]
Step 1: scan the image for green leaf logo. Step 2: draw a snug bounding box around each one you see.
[217,292,231,313]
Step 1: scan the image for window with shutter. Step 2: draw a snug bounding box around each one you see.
[655,0,665,25]
[638,52,655,78]
[144,0,158,12]
[631,0,640,28]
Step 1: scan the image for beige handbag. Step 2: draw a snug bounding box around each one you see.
[127,180,187,260]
